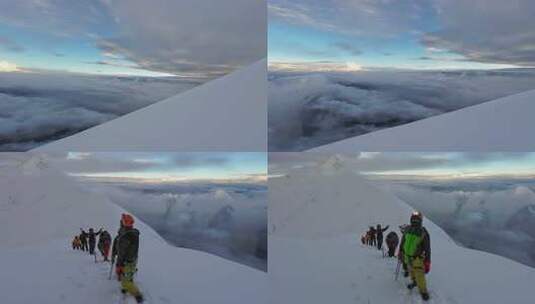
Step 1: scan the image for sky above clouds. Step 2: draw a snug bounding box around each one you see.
[48,152,268,183]
[269,0,535,71]
[356,153,535,179]
[269,153,535,180]
[0,0,266,77]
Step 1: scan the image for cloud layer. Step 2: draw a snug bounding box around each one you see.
[0,73,197,151]
[269,70,535,151]
[84,180,267,271]
[378,179,535,268]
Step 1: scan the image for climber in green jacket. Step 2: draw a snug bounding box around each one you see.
[399,211,431,302]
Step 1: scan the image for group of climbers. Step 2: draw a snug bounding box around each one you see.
[361,211,431,302]
[70,213,144,303]
[361,224,389,250]
[73,230,88,251]
[73,228,111,258]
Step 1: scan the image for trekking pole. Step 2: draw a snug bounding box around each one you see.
[109,256,115,280]
[395,259,401,281]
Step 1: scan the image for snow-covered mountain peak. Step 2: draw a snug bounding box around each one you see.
[318,154,346,173]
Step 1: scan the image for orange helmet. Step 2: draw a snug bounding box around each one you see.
[121,213,135,227]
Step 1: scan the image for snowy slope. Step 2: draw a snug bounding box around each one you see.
[269,158,535,304]
[0,155,267,304]
[310,89,535,152]
[34,59,267,152]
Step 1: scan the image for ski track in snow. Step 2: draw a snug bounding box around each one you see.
[72,248,144,304]
[25,241,152,304]
[271,233,461,304]
[0,239,127,304]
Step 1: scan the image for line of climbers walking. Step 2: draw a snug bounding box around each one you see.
[71,213,144,303]
[73,227,111,258]
[360,211,431,302]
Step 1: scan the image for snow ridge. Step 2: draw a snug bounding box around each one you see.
[0,156,267,304]
[270,163,535,304]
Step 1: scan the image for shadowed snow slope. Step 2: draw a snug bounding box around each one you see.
[0,155,267,304]
[310,89,535,152]
[269,160,535,304]
[34,59,267,152]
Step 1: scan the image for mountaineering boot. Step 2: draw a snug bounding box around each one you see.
[135,294,144,303]
[407,282,417,290]
[421,292,430,301]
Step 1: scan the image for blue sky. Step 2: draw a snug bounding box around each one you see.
[268,9,435,68]
[63,152,267,183]
[0,21,158,75]
[0,0,265,77]
[268,0,535,71]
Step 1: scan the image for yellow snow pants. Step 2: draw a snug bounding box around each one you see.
[409,257,428,294]
[121,262,142,297]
